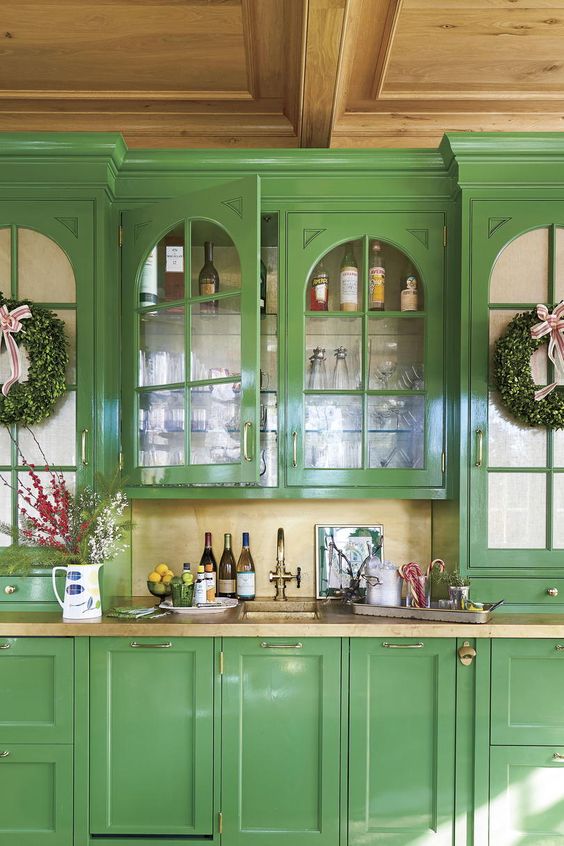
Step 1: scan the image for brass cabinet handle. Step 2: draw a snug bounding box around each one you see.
[0,643,11,649]
[548,588,559,597]
[555,645,564,651]
[130,641,172,649]
[475,429,483,467]
[382,642,424,649]
[243,421,252,462]
[553,752,564,761]
[81,428,89,466]
[292,431,298,467]
[260,642,303,649]
[0,751,9,758]
[3,585,16,595]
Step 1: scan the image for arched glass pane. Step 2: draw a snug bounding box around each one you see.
[490,228,548,304]
[138,223,184,306]
[18,228,76,302]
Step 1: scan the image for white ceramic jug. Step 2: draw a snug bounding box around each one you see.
[51,563,102,620]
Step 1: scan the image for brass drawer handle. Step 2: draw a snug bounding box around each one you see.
[548,588,559,597]
[553,752,564,761]
[0,751,9,758]
[260,642,303,649]
[130,641,172,649]
[383,642,424,649]
[475,429,483,467]
[0,643,11,650]
[3,585,16,595]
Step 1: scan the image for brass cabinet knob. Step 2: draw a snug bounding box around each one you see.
[547,588,559,597]
[3,585,16,595]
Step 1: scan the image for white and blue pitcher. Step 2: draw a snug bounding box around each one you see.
[52,563,102,620]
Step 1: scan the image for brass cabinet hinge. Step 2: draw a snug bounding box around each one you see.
[441,450,446,474]
[118,225,123,248]
[443,225,447,247]
[218,811,223,834]
[219,651,224,675]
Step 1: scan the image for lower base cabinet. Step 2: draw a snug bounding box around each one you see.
[349,638,456,846]
[0,745,73,845]
[490,746,564,845]
[221,637,342,846]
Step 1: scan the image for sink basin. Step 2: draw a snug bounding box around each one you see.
[243,599,320,622]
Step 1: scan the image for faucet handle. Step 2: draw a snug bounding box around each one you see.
[296,567,301,589]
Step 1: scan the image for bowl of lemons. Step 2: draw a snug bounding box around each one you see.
[147,563,174,601]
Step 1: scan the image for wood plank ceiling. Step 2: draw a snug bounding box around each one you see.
[0,0,563,148]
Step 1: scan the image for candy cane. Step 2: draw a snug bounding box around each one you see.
[426,558,445,579]
[399,562,426,608]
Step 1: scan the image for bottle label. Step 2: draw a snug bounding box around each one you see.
[369,265,385,306]
[218,579,236,594]
[194,582,207,604]
[236,572,256,597]
[140,248,158,302]
[340,268,358,305]
[312,276,328,305]
[401,289,418,311]
[165,245,184,273]
[200,279,216,297]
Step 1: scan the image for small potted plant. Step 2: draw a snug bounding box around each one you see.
[440,570,471,609]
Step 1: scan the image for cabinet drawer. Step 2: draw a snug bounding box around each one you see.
[0,637,73,743]
[471,578,564,607]
[492,639,564,745]
[0,574,64,610]
[0,744,73,845]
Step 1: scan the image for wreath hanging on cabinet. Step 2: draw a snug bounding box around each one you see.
[0,291,68,426]
[494,304,564,429]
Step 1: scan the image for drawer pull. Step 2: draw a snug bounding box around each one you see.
[555,645,564,651]
[553,753,564,761]
[130,641,172,649]
[382,641,424,649]
[475,429,484,467]
[0,643,11,650]
[0,751,9,758]
[292,431,298,467]
[243,421,252,463]
[260,642,303,649]
[548,588,559,597]
[3,585,16,595]
[81,428,89,466]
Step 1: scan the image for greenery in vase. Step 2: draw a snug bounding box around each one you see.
[439,569,470,588]
[0,427,131,574]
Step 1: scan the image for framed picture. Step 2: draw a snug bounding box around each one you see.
[315,524,384,599]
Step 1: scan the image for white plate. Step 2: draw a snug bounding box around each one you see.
[159,598,239,614]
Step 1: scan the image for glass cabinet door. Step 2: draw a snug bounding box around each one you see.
[122,177,260,486]
[470,203,564,573]
[286,212,445,490]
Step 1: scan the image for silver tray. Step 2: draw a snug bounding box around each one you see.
[352,600,503,624]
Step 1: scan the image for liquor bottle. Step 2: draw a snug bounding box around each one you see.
[164,235,184,301]
[198,241,219,314]
[236,532,256,600]
[218,532,237,598]
[340,243,358,312]
[260,258,267,317]
[139,246,158,305]
[200,532,217,602]
[310,259,329,311]
[369,241,385,311]
[400,274,419,312]
[194,564,207,605]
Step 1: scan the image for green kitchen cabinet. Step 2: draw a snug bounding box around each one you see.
[349,637,456,845]
[285,211,446,492]
[89,636,215,837]
[0,637,73,744]
[490,746,564,845]
[0,744,73,846]
[221,637,342,846]
[121,177,261,487]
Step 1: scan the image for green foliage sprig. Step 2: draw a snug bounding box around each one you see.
[494,308,564,429]
[0,292,68,425]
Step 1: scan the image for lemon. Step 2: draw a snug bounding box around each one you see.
[166,569,174,577]
[155,563,169,576]
[162,574,173,585]
[148,571,161,583]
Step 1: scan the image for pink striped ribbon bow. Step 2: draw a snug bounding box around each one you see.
[0,303,31,397]
[531,302,564,401]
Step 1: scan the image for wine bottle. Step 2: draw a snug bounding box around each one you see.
[139,246,158,306]
[369,241,385,311]
[200,531,217,602]
[199,241,219,314]
[260,258,267,317]
[218,532,237,598]
[310,259,329,311]
[164,235,184,301]
[236,532,256,600]
[340,243,358,312]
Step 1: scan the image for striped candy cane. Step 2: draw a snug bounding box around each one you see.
[399,562,426,608]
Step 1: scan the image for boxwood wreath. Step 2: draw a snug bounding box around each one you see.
[494,307,564,429]
[0,292,68,426]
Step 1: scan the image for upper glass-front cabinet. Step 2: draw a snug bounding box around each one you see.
[286,212,445,490]
[122,178,260,486]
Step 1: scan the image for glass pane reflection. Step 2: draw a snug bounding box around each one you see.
[138,390,185,467]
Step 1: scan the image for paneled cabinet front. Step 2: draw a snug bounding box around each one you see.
[286,212,446,492]
[89,637,215,837]
[349,638,456,845]
[221,637,342,846]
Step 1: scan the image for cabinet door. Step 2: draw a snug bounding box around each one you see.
[89,637,215,836]
[221,637,341,846]
[491,639,564,745]
[286,212,445,491]
[0,744,73,846]
[0,637,73,744]
[122,177,260,487]
[349,638,456,845]
[469,203,564,579]
[490,746,564,845]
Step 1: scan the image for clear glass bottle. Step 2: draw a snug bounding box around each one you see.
[218,532,237,598]
[332,346,350,390]
[340,243,358,312]
[236,532,256,600]
[310,259,329,311]
[369,241,385,311]
[198,241,220,314]
[308,346,327,390]
[400,274,418,312]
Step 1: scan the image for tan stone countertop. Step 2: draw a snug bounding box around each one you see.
[3,597,564,637]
